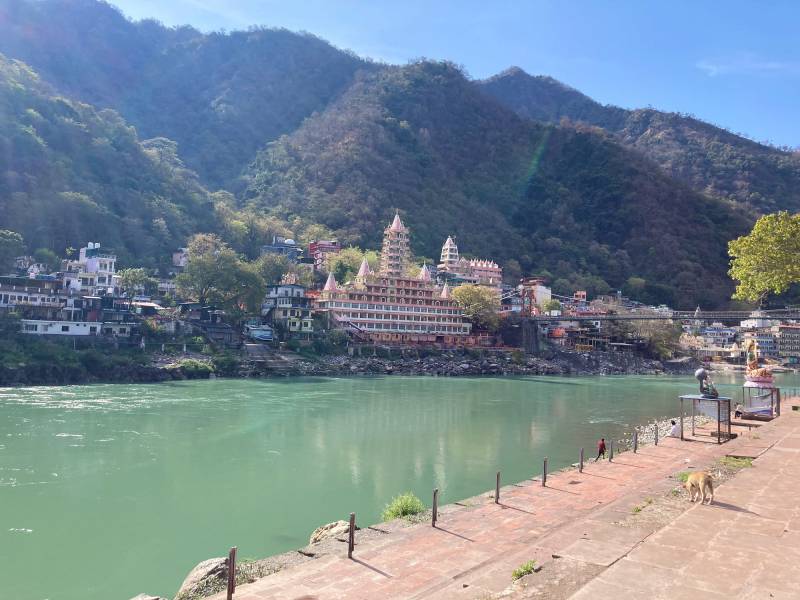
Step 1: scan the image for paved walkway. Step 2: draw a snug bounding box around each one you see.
[214,405,799,600]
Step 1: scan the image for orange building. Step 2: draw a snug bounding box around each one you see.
[316,214,472,345]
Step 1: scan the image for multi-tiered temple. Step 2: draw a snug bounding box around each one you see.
[317,214,472,345]
[437,236,502,290]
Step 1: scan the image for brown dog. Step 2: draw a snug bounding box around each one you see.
[684,472,714,505]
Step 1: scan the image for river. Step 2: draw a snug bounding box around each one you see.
[1,373,798,599]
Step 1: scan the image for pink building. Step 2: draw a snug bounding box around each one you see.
[437,236,502,289]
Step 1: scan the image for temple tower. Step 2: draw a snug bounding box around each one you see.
[440,236,459,268]
[379,212,412,277]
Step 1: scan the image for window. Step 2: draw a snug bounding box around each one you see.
[61,325,70,332]
[90,327,97,334]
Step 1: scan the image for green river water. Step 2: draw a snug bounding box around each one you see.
[2,373,798,599]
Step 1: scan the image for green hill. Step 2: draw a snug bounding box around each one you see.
[479,67,800,214]
[0,54,216,267]
[245,62,749,308]
[0,0,372,190]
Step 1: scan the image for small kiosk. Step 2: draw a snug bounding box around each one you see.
[740,381,781,420]
[678,394,733,444]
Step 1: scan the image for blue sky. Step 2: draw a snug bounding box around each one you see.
[113,0,799,147]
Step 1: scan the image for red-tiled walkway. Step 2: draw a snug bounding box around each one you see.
[212,407,796,600]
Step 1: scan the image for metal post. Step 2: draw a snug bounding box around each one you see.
[633,431,638,453]
[680,397,684,441]
[347,512,355,558]
[432,488,439,527]
[495,471,500,503]
[717,399,721,444]
[609,440,614,461]
[579,448,584,472]
[542,457,548,486]
[226,546,237,600]
[654,422,659,446]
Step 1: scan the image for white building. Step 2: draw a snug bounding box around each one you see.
[20,319,131,337]
[62,243,118,295]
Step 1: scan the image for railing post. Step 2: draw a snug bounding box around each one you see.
[579,448,584,473]
[609,440,614,462]
[654,423,659,446]
[633,431,638,453]
[226,546,237,600]
[495,471,501,503]
[432,488,439,527]
[542,457,548,486]
[348,512,355,558]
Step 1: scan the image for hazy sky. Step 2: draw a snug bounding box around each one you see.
[113,0,799,147]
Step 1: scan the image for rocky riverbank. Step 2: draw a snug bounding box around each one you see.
[241,349,701,379]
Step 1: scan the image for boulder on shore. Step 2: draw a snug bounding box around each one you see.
[175,557,228,599]
[309,520,358,545]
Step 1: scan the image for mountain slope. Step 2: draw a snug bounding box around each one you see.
[0,54,216,266]
[479,68,800,214]
[245,61,749,308]
[0,0,373,189]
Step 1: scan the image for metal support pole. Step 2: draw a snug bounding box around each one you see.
[347,512,355,558]
[542,457,548,486]
[680,397,684,441]
[226,546,237,600]
[633,431,638,453]
[654,423,659,446]
[432,488,438,527]
[579,448,584,472]
[609,441,614,461]
[495,471,500,503]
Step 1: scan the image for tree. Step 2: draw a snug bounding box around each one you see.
[729,211,800,303]
[33,248,59,271]
[176,234,265,320]
[0,230,24,272]
[118,268,158,297]
[542,299,561,313]
[451,284,500,331]
[256,253,295,285]
[326,247,379,282]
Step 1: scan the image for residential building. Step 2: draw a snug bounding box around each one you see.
[308,240,341,271]
[519,278,552,316]
[261,236,300,262]
[742,327,779,358]
[436,236,502,289]
[316,214,472,346]
[778,324,800,363]
[262,275,314,337]
[62,242,119,295]
[740,311,778,330]
[172,248,189,269]
[700,322,737,347]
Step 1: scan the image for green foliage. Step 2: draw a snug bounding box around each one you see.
[325,247,379,282]
[512,560,537,580]
[176,234,265,318]
[542,299,561,312]
[719,456,753,469]
[381,492,425,521]
[451,284,501,331]
[675,471,691,483]
[171,358,213,378]
[0,230,24,271]
[211,353,240,376]
[32,247,58,270]
[118,268,158,296]
[728,211,800,303]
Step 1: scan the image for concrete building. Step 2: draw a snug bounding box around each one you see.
[778,324,800,363]
[316,214,472,346]
[62,242,119,295]
[742,327,779,358]
[261,236,300,262]
[437,236,502,289]
[262,276,314,337]
[308,240,341,271]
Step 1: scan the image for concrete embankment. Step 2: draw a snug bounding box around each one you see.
[149,401,796,600]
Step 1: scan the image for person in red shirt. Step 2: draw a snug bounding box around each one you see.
[595,438,606,462]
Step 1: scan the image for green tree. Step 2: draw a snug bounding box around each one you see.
[256,253,295,285]
[176,234,265,319]
[0,230,24,272]
[118,268,158,297]
[451,284,501,331]
[33,248,59,271]
[326,247,379,282]
[542,299,561,313]
[729,212,800,303]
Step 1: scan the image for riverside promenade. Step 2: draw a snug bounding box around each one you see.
[213,401,800,600]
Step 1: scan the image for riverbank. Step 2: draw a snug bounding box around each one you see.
[156,399,798,600]
[0,345,701,386]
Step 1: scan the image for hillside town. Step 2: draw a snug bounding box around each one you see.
[2,213,799,368]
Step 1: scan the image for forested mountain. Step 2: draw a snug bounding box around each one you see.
[245,62,750,308]
[0,0,794,307]
[479,67,800,214]
[0,0,372,189]
[0,54,217,267]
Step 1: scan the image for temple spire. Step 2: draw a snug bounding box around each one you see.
[440,283,450,299]
[389,211,406,232]
[418,264,432,282]
[323,272,338,291]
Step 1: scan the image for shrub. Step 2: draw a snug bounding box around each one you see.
[175,358,213,378]
[381,492,425,521]
[512,560,537,580]
[510,349,525,365]
[719,456,753,469]
[675,471,690,483]
[212,353,240,376]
